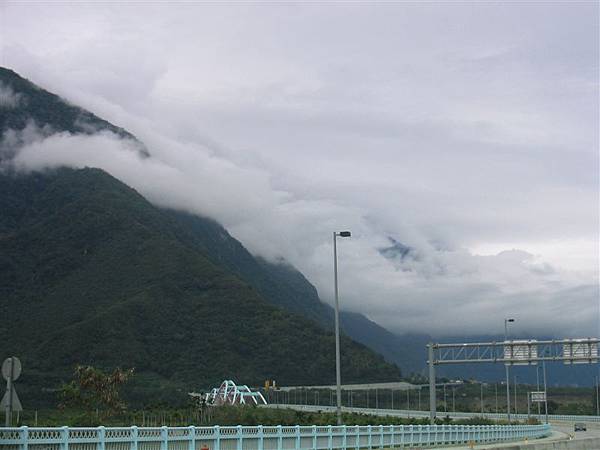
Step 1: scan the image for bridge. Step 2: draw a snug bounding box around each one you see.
[0,423,551,450]
[263,404,600,448]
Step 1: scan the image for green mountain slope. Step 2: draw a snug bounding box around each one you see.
[0,66,422,375]
[165,211,332,326]
[0,67,147,157]
[166,211,427,374]
[0,168,401,407]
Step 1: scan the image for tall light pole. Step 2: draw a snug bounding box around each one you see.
[480,383,484,414]
[595,375,599,416]
[542,356,548,424]
[514,375,518,414]
[495,383,498,413]
[333,230,351,425]
[504,318,515,422]
[536,365,541,415]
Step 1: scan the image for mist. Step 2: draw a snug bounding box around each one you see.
[1,2,598,338]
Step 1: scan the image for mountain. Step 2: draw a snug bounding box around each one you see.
[0,67,426,379]
[0,67,147,158]
[166,211,430,375]
[1,66,585,404]
[0,168,402,407]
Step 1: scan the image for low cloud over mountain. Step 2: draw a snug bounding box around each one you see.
[1,2,597,338]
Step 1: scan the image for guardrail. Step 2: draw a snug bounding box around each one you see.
[266,403,600,423]
[0,424,551,450]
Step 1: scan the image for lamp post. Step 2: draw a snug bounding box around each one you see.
[480,383,484,414]
[596,375,599,416]
[543,356,548,424]
[333,230,351,425]
[536,365,541,415]
[504,318,515,422]
[514,375,518,415]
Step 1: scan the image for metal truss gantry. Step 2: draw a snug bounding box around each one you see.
[206,380,267,406]
[426,338,599,424]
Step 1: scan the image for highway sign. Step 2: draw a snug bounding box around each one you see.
[0,387,22,412]
[504,340,537,365]
[563,339,598,364]
[2,357,21,381]
[531,391,546,402]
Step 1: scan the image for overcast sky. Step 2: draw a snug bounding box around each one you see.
[1,1,598,337]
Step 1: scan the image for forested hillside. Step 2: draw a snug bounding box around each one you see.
[0,168,402,407]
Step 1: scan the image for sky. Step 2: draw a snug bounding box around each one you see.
[1,1,598,338]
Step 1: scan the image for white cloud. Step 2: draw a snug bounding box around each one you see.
[1,2,598,337]
[0,82,24,108]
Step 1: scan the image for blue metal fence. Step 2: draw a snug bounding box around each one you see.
[0,424,551,450]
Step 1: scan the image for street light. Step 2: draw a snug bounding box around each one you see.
[504,318,515,422]
[333,230,351,425]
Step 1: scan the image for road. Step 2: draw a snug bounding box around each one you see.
[264,404,600,448]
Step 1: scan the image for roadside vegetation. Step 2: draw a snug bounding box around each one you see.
[13,406,538,428]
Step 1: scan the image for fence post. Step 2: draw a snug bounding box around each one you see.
[258,425,264,450]
[61,426,69,450]
[98,427,106,450]
[277,425,283,450]
[294,425,299,450]
[214,426,220,450]
[312,425,317,450]
[161,426,168,450]
[389,425,394,450]
[20,426,29,450]
[379,425,383,449]
[237,425,243,450]
[131,426,138,450]
[188,426,195,450]
[327,425,332,450]
[367,425,372,449]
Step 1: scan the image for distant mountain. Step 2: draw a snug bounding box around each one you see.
[433,335,599,387]
[0,168,402,408]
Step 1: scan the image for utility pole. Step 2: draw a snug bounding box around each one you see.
[333,230,351,425]
[596,375,599,416]
[452,387,456,413]
[514,375,518,415]
[535,364,541,419]
[543,359,548,424]
[443,383,447,412]
[428,343,436,424]
[495,383,498,414]
[504,318,515,422]
[480,383,484,414]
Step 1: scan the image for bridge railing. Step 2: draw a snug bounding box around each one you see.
[0,424,551,450]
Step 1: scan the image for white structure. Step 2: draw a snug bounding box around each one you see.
[205,380,267,406]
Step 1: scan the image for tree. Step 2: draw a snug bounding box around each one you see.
[59,365,134,418]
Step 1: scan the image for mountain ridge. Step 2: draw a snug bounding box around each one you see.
[0,167,402,407]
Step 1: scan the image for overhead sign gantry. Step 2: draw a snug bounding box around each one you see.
[426,338,599,424]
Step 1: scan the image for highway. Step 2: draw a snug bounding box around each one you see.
[264,404,600,448]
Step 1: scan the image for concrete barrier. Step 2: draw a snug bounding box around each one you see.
[472,437,600,449]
